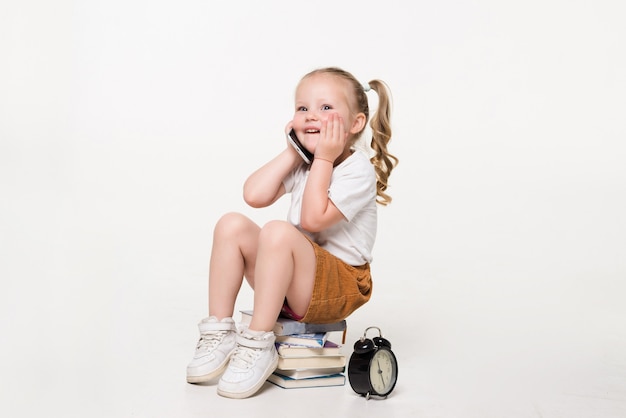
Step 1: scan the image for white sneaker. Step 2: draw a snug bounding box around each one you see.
[217,329,278,399]
[186,316,237,383]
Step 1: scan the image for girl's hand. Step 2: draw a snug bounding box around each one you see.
[284,121,294,148]
[284,120,297,153]
[283,120,305,165]
[315,113,346,162]
[284,121,293,137]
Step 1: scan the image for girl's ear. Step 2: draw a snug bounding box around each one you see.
[350,113,367,134]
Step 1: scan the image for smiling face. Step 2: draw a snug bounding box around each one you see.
[292,73,363,154]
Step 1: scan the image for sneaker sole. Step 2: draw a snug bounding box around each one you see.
[186,353,234,384]
[216,354,279,399]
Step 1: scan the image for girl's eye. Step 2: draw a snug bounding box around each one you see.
[297,106,307,112]
[322,105,332,111]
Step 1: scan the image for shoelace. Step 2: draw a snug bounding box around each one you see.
[196,331,227,352]
[230,344,260,369]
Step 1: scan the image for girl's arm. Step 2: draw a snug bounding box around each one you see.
[300,159,346,232]
[244,147,301,208]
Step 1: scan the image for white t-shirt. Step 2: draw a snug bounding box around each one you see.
[283,150,377,266]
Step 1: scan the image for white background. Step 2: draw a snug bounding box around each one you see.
[1,1,625,417]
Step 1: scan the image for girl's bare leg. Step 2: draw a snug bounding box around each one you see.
[248,220,316,331]
[208,212,261,320]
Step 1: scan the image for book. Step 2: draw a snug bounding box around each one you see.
[267,372,346,389]
[239,310,347,338]
[274,366,345,380]
[275,332,328,348]
[276,340,342,358]
[277,354,347,370]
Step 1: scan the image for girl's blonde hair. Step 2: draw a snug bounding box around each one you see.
[301,67,398,205]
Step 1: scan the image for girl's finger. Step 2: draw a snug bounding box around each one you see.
[320,117,328,141]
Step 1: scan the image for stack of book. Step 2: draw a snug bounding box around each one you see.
[239,310,347,389]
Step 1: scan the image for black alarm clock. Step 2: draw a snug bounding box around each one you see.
[347,326,398,399]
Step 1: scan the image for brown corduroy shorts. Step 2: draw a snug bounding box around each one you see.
[298,237,373,324]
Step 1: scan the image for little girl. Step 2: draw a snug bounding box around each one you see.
[186,67,397,398]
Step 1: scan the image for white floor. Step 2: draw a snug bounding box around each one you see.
[1,250,624,418]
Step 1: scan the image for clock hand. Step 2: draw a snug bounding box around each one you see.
[376,359,386,387]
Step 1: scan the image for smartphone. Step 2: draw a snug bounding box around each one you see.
[287,128,313,164]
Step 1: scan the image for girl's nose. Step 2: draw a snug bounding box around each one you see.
[305,110,318,121]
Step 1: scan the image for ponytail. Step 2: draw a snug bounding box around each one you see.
[367,80,397,205]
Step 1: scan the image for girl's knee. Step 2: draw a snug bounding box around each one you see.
[259,220,297,247]
[214,212,253,237]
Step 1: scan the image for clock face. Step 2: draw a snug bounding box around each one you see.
[369,348,398,396]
